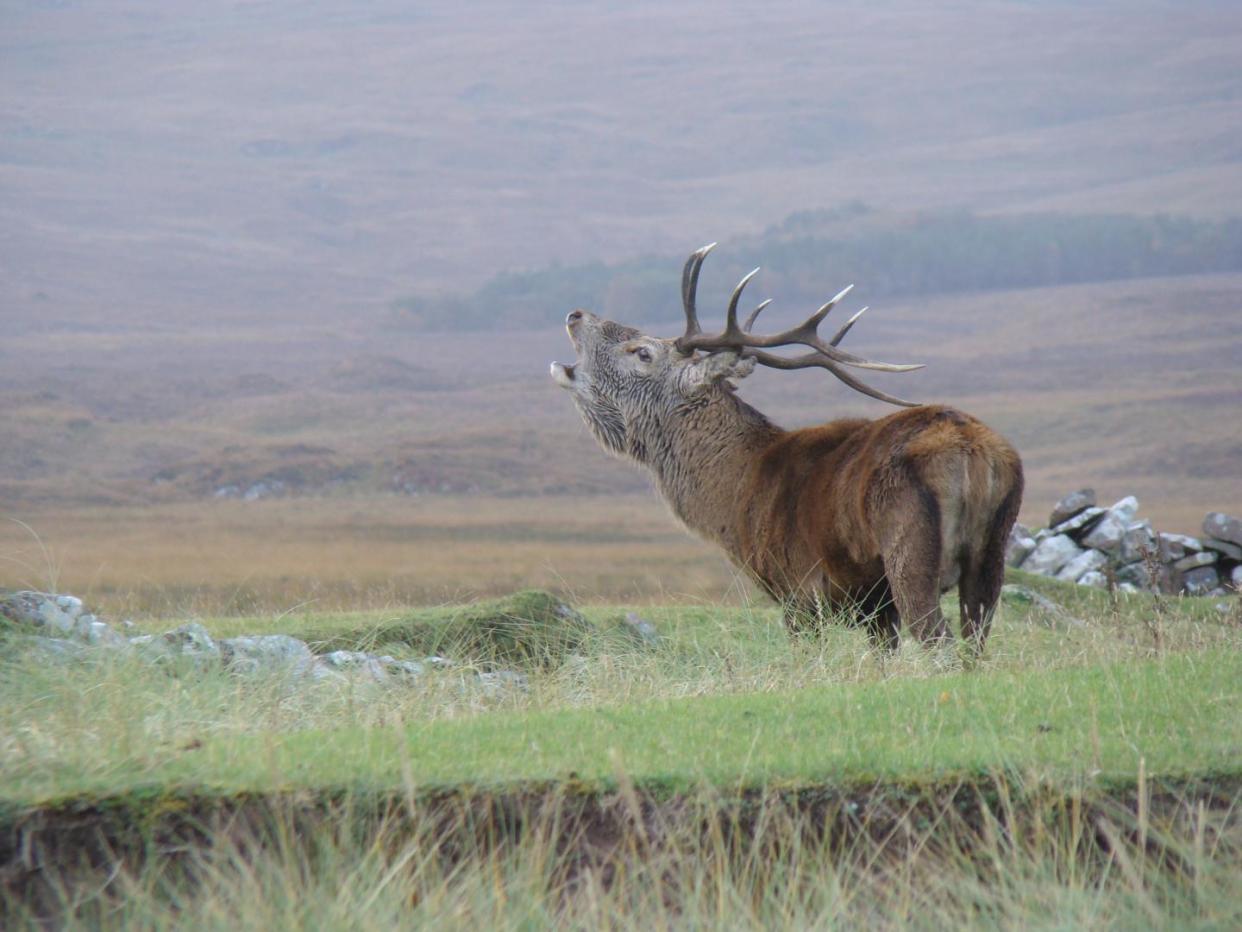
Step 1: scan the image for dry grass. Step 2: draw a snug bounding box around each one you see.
[10,777,1242,930]
[0,497,735,617]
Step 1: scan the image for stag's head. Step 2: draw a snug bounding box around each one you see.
[550,244,922,459]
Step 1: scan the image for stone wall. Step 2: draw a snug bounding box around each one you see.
[1006,490,1242,597]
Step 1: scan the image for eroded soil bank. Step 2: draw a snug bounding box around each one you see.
[4,772,1239,922]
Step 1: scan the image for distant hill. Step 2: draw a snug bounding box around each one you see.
[4,0,1241,330]
[390,207,1242,330]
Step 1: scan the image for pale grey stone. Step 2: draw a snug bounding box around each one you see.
[1203,537,1242,561]
[1116,562,1153,590]
[1081,512,1128,553]
[54,595,84,619]
[1049,489,1096,528]
[1158,533,1202,561]
[1182,566,1220,595]
[1174,551,1218,572]
[72,614,125,646]
[1000,585,1086,629]
[1056,549,1108,582]
[624,611,662,646]
[307,662,348,683]
[1202,512,1242,547]
[1051,507,1105,538]
[1117,582,1140,594]
[1119,521,1158,564]
[162,623,219,660]
[380,656,427,679]
[22,635,90,661]
[219,635,314,674]
[322,649,373,668]
[1109,496,1140,524]
[424,655,454,669]
[1078,571,1109,589]
[1006,523,1036,566]
[1233,565,1242,589]
[476,670,529,696]
[1021,534,1082,575]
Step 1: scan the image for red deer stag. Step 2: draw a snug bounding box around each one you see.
[550,244,1023,659]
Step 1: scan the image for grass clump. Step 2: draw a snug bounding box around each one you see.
[297,589,598,669]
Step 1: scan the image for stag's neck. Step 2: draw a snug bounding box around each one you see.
[640,389,781,550]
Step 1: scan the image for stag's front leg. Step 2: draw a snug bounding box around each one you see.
[858,581,900,653]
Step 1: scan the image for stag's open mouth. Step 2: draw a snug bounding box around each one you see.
[550,361,576,388]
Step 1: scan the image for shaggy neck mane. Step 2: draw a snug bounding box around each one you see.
[640,386,782,549]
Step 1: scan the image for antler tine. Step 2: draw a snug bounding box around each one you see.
[742,298,773,333]
[725,268,761,335]
[745,348,920,407]
[806,284,854,329]
[670,246,923,404]
[828,306,868,347]
[680,243,717,340]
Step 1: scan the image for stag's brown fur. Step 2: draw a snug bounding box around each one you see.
[552,268,1023,659]
[738,404,1023,651]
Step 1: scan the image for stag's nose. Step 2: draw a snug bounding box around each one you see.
[566,309,585,327]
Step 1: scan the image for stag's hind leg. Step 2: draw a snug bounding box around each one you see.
[879,485,950,647]
[958,486,1022,663]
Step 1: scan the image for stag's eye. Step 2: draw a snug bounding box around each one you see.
[635,347,652,363]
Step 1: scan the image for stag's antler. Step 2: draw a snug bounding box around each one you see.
[673,245,923,407]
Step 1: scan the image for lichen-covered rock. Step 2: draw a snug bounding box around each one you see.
[219,635,314,674]
[0,591,82,635]
[1021,534,1082,576]
[161,623,219,660]
[379,656,427,679]
[1049,489,1095,528]
[1183,566,1220,595]
[319,650,428,683]
[1055,548,1108,582]
[1202,513,1242,548]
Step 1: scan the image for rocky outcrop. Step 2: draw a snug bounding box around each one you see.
[1008,491,1241,596]
[1,591,532,696]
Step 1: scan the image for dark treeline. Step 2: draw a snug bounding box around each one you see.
[392,206,1242,330]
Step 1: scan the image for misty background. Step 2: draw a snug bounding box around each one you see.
[2,0,1240,550]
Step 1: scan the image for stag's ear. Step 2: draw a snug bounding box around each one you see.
[682,351,756,395]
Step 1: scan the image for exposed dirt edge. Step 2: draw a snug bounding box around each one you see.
[4,771,1240,918]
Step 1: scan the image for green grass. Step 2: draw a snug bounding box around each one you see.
[31,648,1240,805]
[3,578,1241,927]
[3,581,1240,805]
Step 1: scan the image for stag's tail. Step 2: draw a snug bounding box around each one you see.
[950,429,1024,656]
